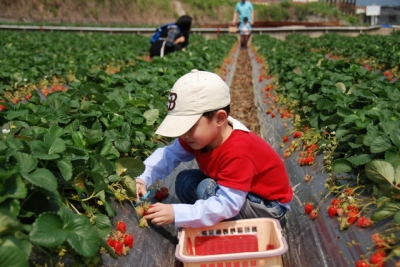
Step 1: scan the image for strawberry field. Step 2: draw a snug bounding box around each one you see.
[251,31,400,266]
[0,28,399,267]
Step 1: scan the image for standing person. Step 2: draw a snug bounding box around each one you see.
[231,0,254,26]
[136,69,293,228]
[149,15,192,58]
[239,16,252,49]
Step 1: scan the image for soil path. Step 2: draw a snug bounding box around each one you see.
[229,49,261,135]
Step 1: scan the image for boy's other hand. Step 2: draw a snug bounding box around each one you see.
[135,178,147,200]
[143,203,174,226]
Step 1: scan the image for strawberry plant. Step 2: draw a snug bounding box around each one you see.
[253,32,400,265]
[0,30,237,265]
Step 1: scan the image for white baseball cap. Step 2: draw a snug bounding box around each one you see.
[155,69,231,137]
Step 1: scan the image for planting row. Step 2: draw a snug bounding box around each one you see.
[0,31,237,266]
[252,33,400,265]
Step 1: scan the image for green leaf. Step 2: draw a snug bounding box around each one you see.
[96,191,115,217]
[115,158,145,177]
[30,213,66,247]
[5,110,29,120]
[370,136,393,153]
[343,114,359,123]
[57,158,73,181]
[72,132,87,148]
[13,152,37,173]
[347,154,371,166]
[337,106,354,117]
[114,136,131,153]
[121,175,137,199]
[371,199,400,221]
[0,208,24,235]
[335,82,346,93]
[45,134,66,155]
[390,129,400,149]
[30,209,100,257]
[0,236,29,267]
[59,208,100,257]
[332,159,353,173]
[21,168,58,191]
[92,214,112,239]
[316,99,333,111]
[0,176,27,203]
[395,165,400,186]
[143,109,159,126]
[394,211,400,224]
[365,160,395,184]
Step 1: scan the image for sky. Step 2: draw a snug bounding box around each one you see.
[356,0,400,6]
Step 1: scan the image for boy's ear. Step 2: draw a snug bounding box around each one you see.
[215,110,228,125]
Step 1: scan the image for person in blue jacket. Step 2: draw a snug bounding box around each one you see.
[231,0,254,26]
[149,15,192,58]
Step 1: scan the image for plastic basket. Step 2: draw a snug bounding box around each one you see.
[175,218,288,267]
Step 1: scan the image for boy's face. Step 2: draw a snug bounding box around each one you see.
[179,115,220,150]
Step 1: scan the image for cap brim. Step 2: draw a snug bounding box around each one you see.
[155,114,202,137]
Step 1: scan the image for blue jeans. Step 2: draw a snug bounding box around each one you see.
[175,169,218,204]
[175,169,287,223]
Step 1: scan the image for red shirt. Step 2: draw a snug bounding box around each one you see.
[179,130,293,204]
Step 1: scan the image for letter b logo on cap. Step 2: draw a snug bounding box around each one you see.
[167,92,177,111]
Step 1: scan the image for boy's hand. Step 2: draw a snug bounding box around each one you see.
[135,178,147,200]
[143,203,174,226]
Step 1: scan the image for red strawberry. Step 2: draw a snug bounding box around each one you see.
[155,190,165,202]
[355,259,371,267]
[107,237,116,248]
[160,187,169,198]
[345,188,354,196]
[116,221,126,233]
[304,203,313,214]
[357,217,372,228]
[143,205,154,216]
[331,198,341,207]
[282,135,289,142]
[327,205,337,217]
[370,251,386,267]
[347,211,358,224]
[309,209,318,220]
[347,204,358,213]
[293,131,302,138]
[123,234,134,248]
[114,241,124,255]
[371,234,386,249]
[383,70,391,77]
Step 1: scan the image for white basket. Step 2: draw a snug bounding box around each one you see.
[175,218,288,267]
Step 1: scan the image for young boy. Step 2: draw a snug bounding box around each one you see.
[239,17,252,49]
[136,69,293,228]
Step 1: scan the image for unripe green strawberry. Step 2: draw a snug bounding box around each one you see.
[139,217,149,228]
[135,205,144,218]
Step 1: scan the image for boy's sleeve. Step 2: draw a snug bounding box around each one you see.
[172,185,247,228]
[137,138,195,187]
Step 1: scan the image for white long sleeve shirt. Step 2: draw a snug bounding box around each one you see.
[138,117,249,228]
